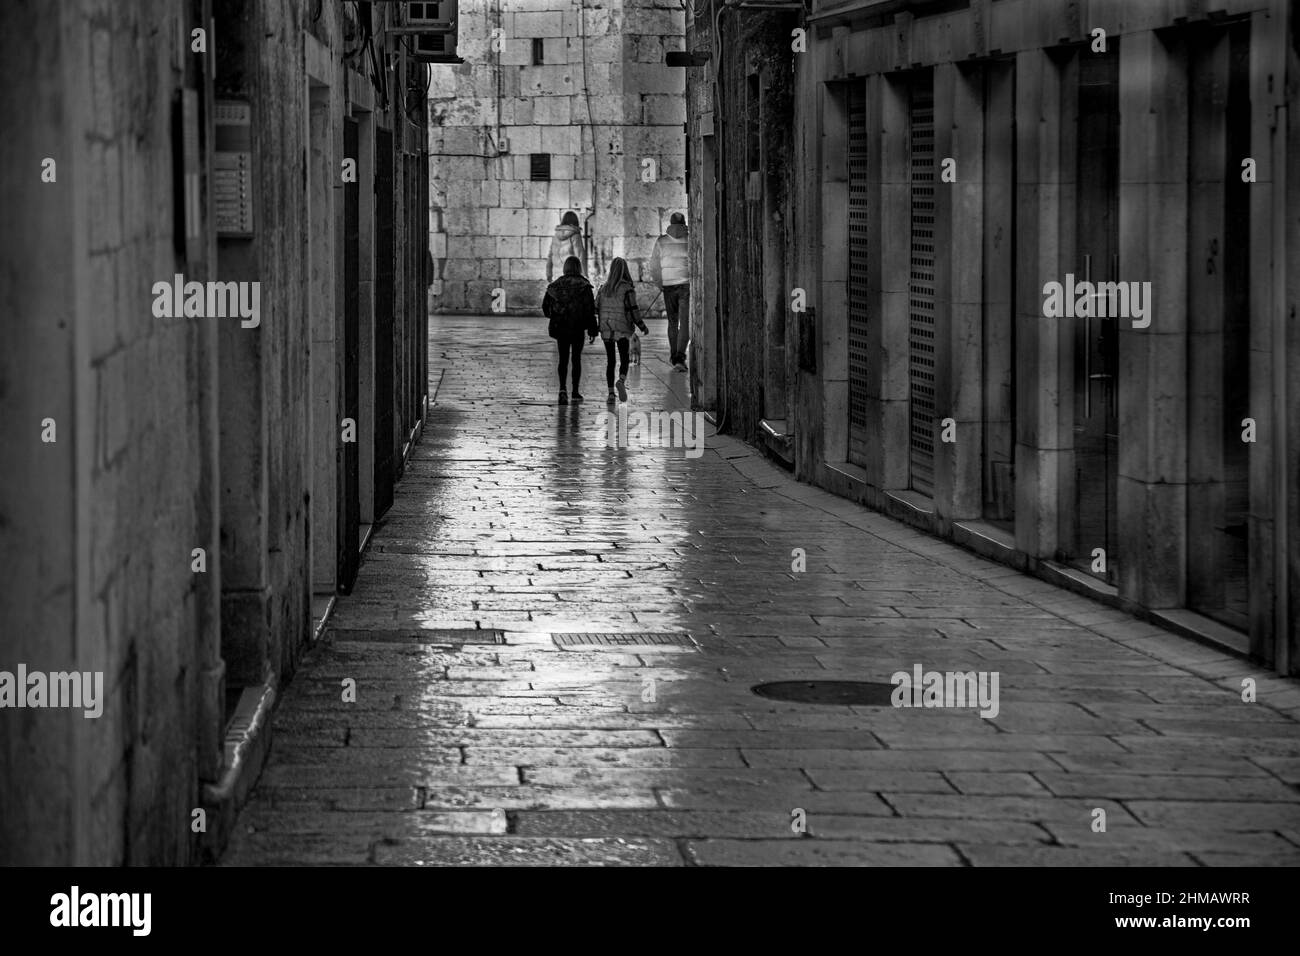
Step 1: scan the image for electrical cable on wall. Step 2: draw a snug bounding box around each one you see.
[579,0,601,278]
[363,1,390,112]
[494,0,503,161]
[343,0,366,60]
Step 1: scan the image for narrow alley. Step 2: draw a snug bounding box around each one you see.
[222,318,1300,866]
[5,0,1300,903]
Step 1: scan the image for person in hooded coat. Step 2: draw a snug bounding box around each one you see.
[543,256,598,405]
[596,257,649,404]
[649,212,690,370]
[547,211,587,282]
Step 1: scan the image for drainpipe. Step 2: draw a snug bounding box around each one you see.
[583,207,597,277]
[713,0,731,431]
[1272,0,1290,675]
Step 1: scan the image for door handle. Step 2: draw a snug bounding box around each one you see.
[1083,254,1092,419]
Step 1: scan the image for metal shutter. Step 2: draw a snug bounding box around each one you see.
[847,83,871,466]
[908,77,936,496]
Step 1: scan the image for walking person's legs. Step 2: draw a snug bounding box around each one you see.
[556,338,570,403]
[570,337,584,398]
[673,285,691,367]
[617,337,631,380]
[663,285,681,364]
[605,338,617,402]
[615,337,631,402]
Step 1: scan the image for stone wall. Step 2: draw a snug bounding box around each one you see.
[706,9,796,443]
[429,0,686,315]
[688,0,1300,674]
[0,0,430,864]
[0,0,218,867]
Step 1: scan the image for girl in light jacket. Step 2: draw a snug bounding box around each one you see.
[547,211,586,282]
[596,257,648,404]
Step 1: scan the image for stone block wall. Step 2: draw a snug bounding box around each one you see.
[0,0,430,864]
[0,0,218,867]
[429,0,686,315]
[686,0,1300,673]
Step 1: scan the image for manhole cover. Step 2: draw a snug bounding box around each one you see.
[326,628,506,645]
[552,632,697,650]
[752,680,895,706]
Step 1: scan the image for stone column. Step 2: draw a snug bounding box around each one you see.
[932,62,986,526]
[307,73,339,595]
[1283,0,1300,675]
[1117,30,1189,608]
[982,60,1017,525]
[1013,49,1070,560]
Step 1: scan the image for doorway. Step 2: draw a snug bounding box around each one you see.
[374,126,395,519]
[1186,22,1251,630]
[1067,47,1120,583]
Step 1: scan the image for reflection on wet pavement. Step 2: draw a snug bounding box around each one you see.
[222,317,1300,866]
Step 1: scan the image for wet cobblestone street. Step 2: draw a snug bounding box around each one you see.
[222,317,1300,866]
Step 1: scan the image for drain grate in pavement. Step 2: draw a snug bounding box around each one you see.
[552,632,698,650]
[752,680,896,706]
[326,628,506,645]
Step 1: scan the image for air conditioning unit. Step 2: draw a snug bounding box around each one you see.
[404,1,459,63]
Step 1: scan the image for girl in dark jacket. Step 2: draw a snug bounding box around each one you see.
[543,255,598,405]
[596,257,649,404]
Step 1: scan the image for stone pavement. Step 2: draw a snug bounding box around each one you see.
[222,316,1300,866]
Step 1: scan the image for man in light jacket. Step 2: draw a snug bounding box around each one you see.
[649,212,690,371]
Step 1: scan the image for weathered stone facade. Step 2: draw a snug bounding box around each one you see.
[686,0,1300,675]
[428,0,687,315]
[0,0,430,864]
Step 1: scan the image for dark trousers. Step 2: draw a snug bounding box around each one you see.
[604,337,630,387]
[663,284,690,365]
[556,335,584,391]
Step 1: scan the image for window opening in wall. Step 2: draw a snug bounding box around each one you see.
[530,152,551,181]
[532,37,544,65]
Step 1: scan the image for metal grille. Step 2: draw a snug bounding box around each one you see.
[908,77,936,496]
[326,628,506,644]
[552,633,697,650]
[847,83,871,467]
[752,680,896,706]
